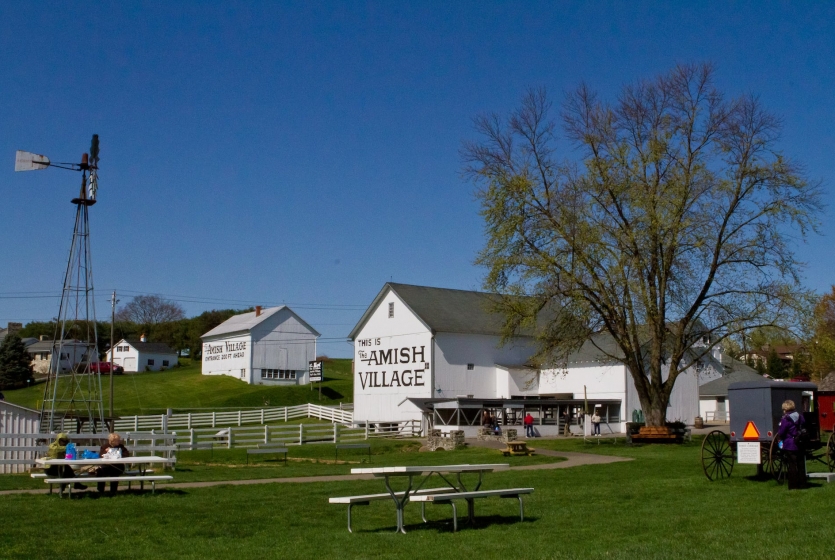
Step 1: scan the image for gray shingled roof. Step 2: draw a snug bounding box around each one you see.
[819,371,835,392]
[699,362,765,398]
[349,283,539,339]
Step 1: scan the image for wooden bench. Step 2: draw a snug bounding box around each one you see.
[45,475,173,497]
[246,447,288,464]
[335,443,371,463]
[329,487,455,533]
[411,488,534,532]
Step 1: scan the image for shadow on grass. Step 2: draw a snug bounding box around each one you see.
[361,515,540,534]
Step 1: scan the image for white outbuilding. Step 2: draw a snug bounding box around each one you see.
[107,336,178,372]
[349,283,721,435]
[201,306,320,385]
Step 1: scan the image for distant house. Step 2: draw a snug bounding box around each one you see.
[25,336,98,374]
[201,306,320,386]
[742,344,805,368]
[107,335,178,372]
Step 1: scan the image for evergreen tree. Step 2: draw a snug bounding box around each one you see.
[766,348,786,378]
[0,333,34,389]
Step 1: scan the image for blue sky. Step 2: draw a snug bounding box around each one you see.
[1,1,833,357]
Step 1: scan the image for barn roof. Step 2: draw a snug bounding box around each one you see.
[202,306,320,339]
[819,371,835,393]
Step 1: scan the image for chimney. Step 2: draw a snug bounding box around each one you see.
[7,322,22,336]
[140,333,147,343]
[255,306,262,317]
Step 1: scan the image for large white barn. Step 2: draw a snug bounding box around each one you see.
[201,306,320,385]
[349,283,721,434]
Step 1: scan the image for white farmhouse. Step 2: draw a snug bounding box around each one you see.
[26,337,98,374]
[107,335,178,372]
[201,306,319,385]
[349,283,717,434]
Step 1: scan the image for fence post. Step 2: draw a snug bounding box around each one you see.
[260,409,265,424]
[333,423,338,443]
[238,410,242,427]
[190,428,195,447]
[134,416,138,431]
[212,412,216,428]
[365,423,369,440]
[227,427,233,449]
[161,414,168,433]
[188,413,192,429]
[264,425,269,445]
[299,424,304,445]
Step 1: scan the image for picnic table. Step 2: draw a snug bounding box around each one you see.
[503,441,534,456]
[343,464,511,533]
[35,456,175,497]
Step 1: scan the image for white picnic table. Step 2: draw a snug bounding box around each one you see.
[35,456,175,495]
[349,464,510,533]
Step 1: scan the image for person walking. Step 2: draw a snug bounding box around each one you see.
[591,410,602,436]
[524,412,535,438]
[777,399,806,490]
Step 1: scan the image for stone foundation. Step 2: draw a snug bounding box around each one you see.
[427,429,466,451]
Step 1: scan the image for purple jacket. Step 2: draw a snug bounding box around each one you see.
[777,411,804,451]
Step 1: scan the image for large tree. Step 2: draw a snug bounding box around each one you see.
[0,333,34,389]
[116,295,185,326]
[464,63,821,426]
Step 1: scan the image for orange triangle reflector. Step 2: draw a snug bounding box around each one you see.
[742,421,760,440]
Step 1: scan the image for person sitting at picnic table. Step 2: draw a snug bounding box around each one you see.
[95,432,130,494]
[524,413,535,438]
[44,433,87,490]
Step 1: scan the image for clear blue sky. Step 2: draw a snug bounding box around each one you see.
[1,1,833,357]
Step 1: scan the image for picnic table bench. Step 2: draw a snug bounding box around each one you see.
[329,487,456,532]
[246,446,288,464]
[410,488,534,532]
[335,443,371,463]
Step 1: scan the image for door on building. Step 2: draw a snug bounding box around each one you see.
[716,397,727,421]
[124,357,136,372]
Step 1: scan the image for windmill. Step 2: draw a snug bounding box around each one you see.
[15,135,106,433]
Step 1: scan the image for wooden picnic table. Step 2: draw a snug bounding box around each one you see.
[503,441,534,456]
[349,464,510,533]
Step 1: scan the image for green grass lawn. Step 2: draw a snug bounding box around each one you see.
[1,358,354,415]
[2,437,833,559]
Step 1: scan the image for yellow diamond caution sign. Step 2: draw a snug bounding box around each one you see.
[742,421,760,440]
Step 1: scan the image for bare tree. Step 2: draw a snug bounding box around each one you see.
[116,295,185,326]
[463,63,822,426]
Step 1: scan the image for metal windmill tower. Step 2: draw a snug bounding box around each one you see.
[15,136,106,433]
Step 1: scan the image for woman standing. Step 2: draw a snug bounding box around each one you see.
[777,400,806,490]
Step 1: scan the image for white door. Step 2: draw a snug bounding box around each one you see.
[124,357,136,372]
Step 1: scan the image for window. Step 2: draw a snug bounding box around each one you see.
[241,369,246,379]
[147,359,155,366]
[261,369,297,380]
[388,302,394,318]
[163,360,169,367]
[467,363,474,370]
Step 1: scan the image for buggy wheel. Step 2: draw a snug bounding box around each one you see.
[827,432,835,473]
[769,438,786,484]
[761,442,773,477]
[701,430,734,481]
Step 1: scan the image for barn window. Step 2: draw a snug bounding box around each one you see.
[467,363,474,370]
[163,360,170,367]
[388,302,394,318]
[147,359,155,366]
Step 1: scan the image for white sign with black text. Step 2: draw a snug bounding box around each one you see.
[309,361,323,382]
[737,441,761,464]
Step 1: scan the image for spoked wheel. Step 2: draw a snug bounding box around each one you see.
[769,438,786,484]
[827,432,835,473]
[761,442,774,478]
[701,430,734,481]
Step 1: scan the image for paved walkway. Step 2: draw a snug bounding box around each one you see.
[0,441,631,496]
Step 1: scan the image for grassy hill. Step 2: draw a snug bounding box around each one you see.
[2,358,353,415]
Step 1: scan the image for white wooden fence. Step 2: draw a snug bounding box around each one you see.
[114,403,355,432]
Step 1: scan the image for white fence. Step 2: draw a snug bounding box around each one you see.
[114,403,355,432]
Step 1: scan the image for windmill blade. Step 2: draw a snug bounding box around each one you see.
[89,134,99,166]
[15,150,50,171]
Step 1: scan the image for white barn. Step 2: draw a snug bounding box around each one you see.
[349,283,717,434]
[107,336,178,372]
[201,306,320,385]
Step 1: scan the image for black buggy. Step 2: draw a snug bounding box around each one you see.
[701,379,835,482]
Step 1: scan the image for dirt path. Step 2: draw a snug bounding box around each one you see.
[0,440,631,496]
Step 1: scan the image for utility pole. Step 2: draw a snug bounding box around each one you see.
[109,291,119,418]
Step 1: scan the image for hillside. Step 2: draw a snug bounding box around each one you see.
[2,358,353,415]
